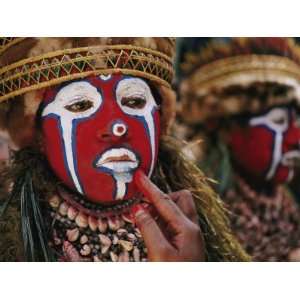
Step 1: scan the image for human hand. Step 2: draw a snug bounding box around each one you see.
[132,170,205,262]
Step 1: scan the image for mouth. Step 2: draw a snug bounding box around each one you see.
[94,148,139,172]
[97,154,135,165]
[281,151,300,167]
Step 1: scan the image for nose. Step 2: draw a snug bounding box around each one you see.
[97,120,128,142]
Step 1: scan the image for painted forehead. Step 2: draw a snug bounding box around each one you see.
[42,74,158,106]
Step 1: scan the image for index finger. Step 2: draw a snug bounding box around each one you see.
[133,170,188,230]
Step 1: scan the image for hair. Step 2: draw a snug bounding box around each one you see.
[0,134,250,261]
[154,135,250,261]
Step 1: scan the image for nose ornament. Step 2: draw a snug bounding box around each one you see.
[112,121,127,137]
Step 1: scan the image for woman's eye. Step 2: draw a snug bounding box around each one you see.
[121,97,146,109]
[65,100,93,112]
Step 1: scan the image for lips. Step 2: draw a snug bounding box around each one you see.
[98,154,135,165]
[94,148,139,172]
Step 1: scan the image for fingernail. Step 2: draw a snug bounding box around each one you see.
[141,202,150,209]
[131,204,147,225]
[131,203,145,217]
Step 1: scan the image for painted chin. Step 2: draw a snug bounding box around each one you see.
[93,148,140,201]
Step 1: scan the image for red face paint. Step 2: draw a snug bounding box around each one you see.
[228,107,300,185]
[41,74,160,204]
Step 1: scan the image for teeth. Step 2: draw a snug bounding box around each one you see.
[112,234,119,245]
[66,228,79,242]
[67,206,78,220]
[134,228,142,238]
[75,212,88,228]
[118,251,130,262]
[119,218,125,228]
[101,245,110,255]
[110,251,118,262]
[63,241,81,261]
[80,235,88,244]
[99,234,112,247]
[122,213,134,224]
[49,195,61,208]
[97,218,108,233]
[119,240,133,252]
[116,228,127,237]
[93,255,102,262]
[127,233,137,242]
[58,202,69,216]
[133,247,140,262]
[54,237,62,245]
[108,217,121,231]
[80,244,91,256]
[55,214,62,221]
[88,216,98,231]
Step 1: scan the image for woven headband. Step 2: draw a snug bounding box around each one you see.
[0,37,26,55]
[0,44,174,103]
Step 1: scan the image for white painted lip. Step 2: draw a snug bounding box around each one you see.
[95,148,138,172]
[281,150,300,167]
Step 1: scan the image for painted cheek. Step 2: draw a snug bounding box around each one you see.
[42,118,75,188]
[229,126,274,178]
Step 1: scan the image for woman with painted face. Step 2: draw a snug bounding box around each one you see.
[0,38,248,262]
[177,37,300,261]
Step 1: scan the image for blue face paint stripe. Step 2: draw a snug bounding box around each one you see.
[41,79,104,196]
[42,113,76,190]
[113,75,159,181]
[71,118,84,194]
[67,89,105,194]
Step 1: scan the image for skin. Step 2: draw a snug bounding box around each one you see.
[132,170,205,262]
[40,75,203,261]
[41,75,160,204]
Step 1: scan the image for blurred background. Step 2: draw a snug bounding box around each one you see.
[173,37,300,261]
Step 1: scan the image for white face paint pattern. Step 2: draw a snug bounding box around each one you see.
[249,108,289,180]
[95,147,139,200]
[104,78,158,199]
[99,74,112,81]
[42,81,102,194]
[116,77,158,177]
